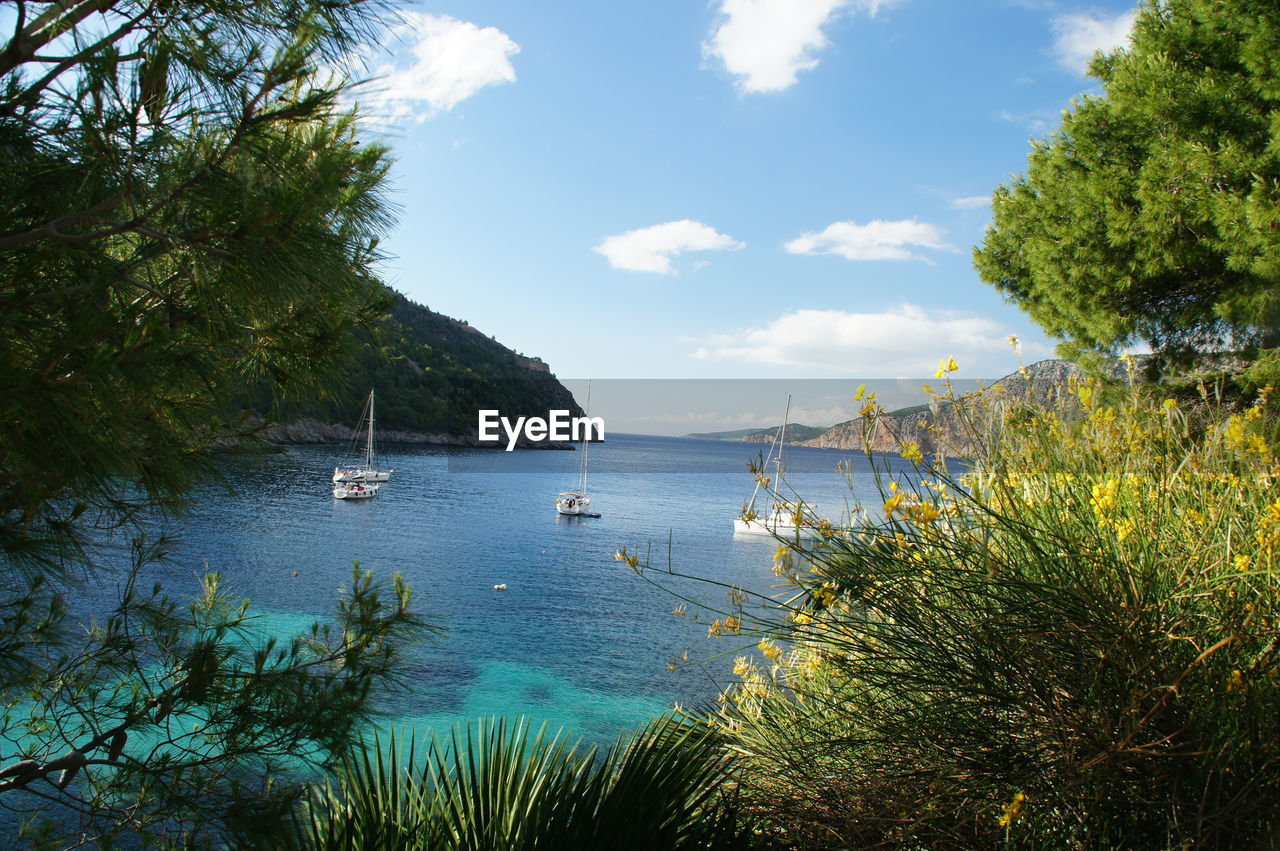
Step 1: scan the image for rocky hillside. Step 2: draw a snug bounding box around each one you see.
[800,360,1086,457]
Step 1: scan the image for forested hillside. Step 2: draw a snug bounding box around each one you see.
[239,290,582,437]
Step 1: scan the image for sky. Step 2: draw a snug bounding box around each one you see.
[346,0,1141,386]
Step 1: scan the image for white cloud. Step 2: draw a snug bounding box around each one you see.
[1051,10,1136,75]
[950,195,991,211]
[785,219,954,262]
[355,13,519,122]
[690,304,1045,375]
[594,220,745,275]
[703,0,902,94]
[998,107,1056,133]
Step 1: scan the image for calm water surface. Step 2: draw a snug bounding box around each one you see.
[101,434,928,745]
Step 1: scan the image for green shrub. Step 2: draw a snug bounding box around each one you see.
[706,375,1280,847]
[286,715,751,850]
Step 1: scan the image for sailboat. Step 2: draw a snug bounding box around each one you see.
[332,390,392,493]
[555,381,598,517]
[734,395,820,537]
[333,480,379,500]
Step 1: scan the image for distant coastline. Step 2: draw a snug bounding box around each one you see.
[683,360,1089,458]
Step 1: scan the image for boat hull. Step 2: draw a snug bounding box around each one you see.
[555,494,591,515]
[334,483,379,499]
[734,515,822,538]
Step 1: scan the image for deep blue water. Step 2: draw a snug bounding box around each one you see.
[91,433,927,746]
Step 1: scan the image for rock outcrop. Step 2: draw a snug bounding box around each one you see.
[799,360,1088,457]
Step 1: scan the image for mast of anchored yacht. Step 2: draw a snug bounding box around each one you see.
[366,390,376,472]
[743,394,790,519]
[579,381,592,496]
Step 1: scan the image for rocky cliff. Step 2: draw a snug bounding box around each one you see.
[799,360,1087,457]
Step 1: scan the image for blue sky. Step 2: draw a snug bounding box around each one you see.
[351,0,1141,382]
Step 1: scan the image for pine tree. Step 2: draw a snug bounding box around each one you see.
[974,0,1280,362]
[0,1,432,843]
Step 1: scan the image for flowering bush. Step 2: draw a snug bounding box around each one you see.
[711,374,1280,847]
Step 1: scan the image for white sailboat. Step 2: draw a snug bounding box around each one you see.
[734,395,820,538]
[333,390,393,486]
[556,381,598,517]
[333,480,379,500]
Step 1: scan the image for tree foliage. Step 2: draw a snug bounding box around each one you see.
[0,0,434,843]
[974,0,1280,360]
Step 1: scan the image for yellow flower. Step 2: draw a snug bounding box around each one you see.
[1228,669,1247,694]
[1224,415,1247,451]
[998,792,1027,828]
[883,493,905,517]
[853,383,867,401]
[907,501,941,525]
[759,639,782,661]
[732,657,751,677]
[933,356,959,378]
[1090,478,1118,517]
[900,441,923,463]
[1077,383,1095,408]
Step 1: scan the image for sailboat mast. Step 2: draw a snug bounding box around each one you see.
[366,390,375,470]
[776,394,791,478]
[744,395,790,514]
[579,380,592,495]
[766,394,792,515]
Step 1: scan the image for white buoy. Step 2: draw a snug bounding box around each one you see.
[493,584,507,591]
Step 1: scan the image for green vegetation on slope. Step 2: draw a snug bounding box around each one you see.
[237,291,581,436]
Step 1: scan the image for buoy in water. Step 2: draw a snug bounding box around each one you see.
[493,583,507,591]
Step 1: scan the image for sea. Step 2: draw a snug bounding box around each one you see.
[84,433,932,748]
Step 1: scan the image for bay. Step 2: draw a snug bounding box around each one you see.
[102,433,923,746]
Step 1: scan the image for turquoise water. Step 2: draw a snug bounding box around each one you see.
[90,434,931,745]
